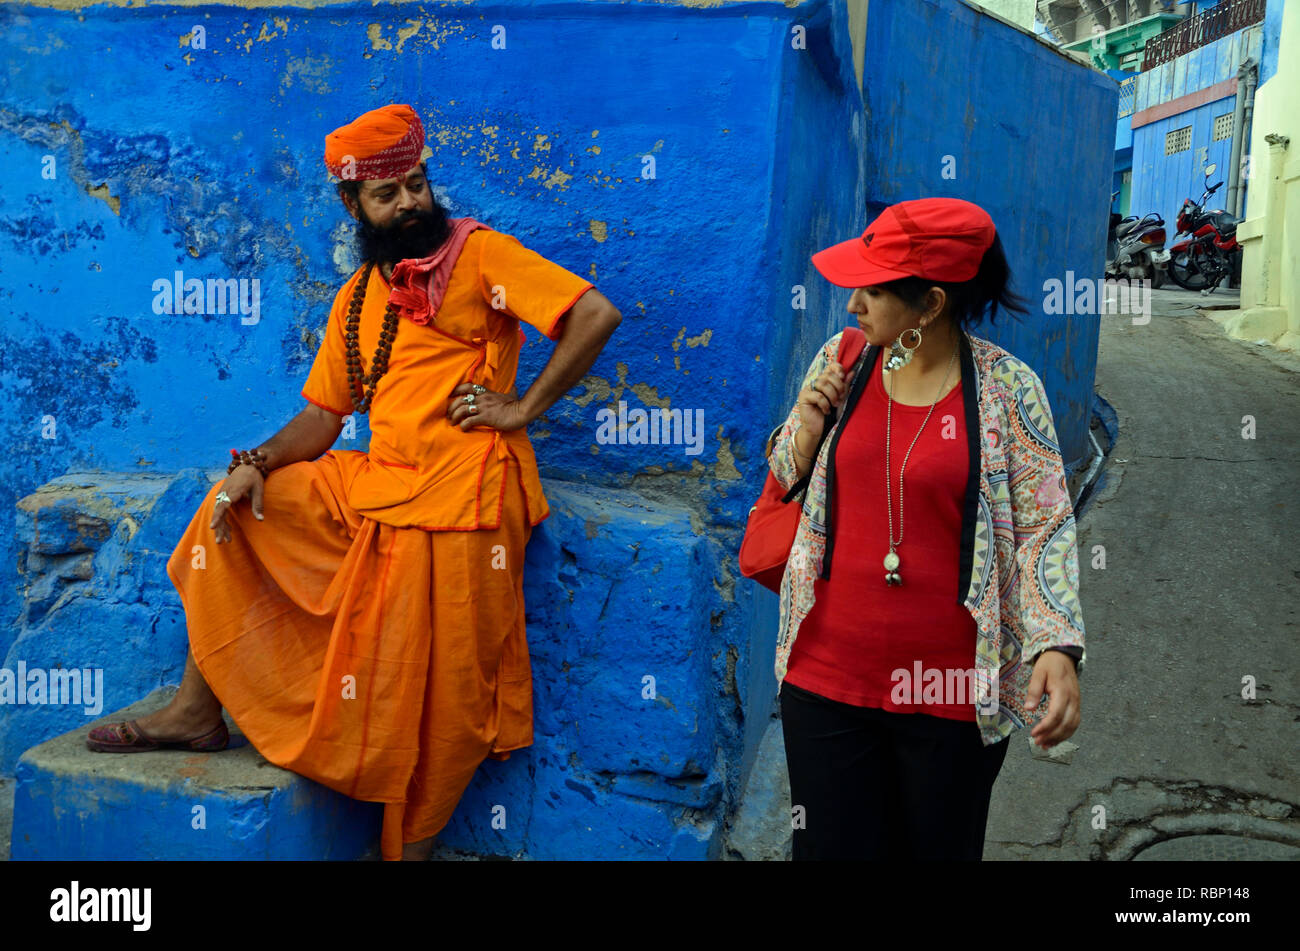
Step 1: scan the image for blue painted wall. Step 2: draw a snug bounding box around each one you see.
[1,0,1111,857]
[1130,25,1264,228]
[1130,99,1239,222]
[1260,0,1285,84]
[0,0,864,857]
[1115,97,1135,214]
[1114,71,1136,153]
[1116,113,1135,152]
[861,0,1114,470]
[744,0,865,784]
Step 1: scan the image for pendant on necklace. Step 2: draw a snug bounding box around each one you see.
[884,550,901,586]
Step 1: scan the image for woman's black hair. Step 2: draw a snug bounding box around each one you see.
[874,232,1029,331]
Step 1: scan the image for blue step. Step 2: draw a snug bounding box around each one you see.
[9,688,382,860]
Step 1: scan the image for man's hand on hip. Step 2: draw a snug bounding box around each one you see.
[448,383,527,432]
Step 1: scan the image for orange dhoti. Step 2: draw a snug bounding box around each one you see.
[165,451,534,861]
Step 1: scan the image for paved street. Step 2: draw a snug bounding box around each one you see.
[982,285,1300,859]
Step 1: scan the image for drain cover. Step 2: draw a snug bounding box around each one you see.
[1134,835,1300,860]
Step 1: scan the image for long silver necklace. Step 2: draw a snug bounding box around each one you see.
[883,341,958,586]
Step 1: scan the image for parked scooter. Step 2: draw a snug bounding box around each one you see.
[1167,163,1241,293]
[1106,197,1169,288]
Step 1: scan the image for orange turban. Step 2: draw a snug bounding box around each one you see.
[324,104,425,181]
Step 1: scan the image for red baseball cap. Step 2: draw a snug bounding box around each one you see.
[811,197,997,287]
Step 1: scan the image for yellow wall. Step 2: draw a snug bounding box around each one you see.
[1230,0,1299,351]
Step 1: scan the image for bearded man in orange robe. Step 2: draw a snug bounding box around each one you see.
[87,104,622,861]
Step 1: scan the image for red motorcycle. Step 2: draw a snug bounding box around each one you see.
[1168,163,1241,293]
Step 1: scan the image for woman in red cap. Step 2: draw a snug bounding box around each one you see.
[766,197,1086,860]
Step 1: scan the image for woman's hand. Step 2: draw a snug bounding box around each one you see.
[448,383,527,432]
[795,362,848,443]
[209,466,264,544]
[1026,650,1081,749]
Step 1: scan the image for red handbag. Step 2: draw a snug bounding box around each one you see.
[739,328,867,592]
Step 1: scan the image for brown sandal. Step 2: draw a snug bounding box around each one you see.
[86,718,229,753]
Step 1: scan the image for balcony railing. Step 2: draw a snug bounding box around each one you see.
[1141,0,1267,70]
[1118,75,1137,118]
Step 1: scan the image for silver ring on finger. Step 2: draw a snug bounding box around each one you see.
[471,384,486,395]
[216,491,232,505]
[463,393,476,405]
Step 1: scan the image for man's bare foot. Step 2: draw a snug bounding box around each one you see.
[132,700,224,743]
[402,836,436,861]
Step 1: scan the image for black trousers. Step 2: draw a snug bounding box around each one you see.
[780,681,1009,860]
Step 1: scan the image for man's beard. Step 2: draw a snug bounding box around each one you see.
[356,199,452,266]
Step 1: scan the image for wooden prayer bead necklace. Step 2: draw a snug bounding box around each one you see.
[223,263,397,478]
[345,261,400,414]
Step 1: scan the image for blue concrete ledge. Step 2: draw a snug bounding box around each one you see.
[4,469,218,774]
[7,472,738,860]
[438,479,731,859]
[10,688,382,861]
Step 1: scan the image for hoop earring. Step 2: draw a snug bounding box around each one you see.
[883,327,922,372]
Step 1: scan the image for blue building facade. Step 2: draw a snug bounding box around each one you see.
[1102,0,1232,216]
[1114,71,1136,215]
[1128,10,1269,227]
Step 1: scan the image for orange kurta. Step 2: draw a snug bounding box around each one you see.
[167,228,593,860]
[301,228,593,530]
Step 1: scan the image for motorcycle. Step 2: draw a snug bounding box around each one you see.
[1167,163,1241,293]
[1106,206,1169,288]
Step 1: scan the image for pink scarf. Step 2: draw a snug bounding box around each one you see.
[386,217,492,325]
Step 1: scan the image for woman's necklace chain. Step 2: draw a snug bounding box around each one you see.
[883,342,958,586]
